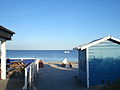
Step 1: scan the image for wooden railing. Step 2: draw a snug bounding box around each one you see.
[9,58,39,90]
[22,58,39,90]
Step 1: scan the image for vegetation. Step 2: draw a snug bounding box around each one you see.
[101,79,120,90]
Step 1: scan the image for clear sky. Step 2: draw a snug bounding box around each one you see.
[0,0,120,50]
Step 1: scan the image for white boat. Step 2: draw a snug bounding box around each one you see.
[64,50,70,53]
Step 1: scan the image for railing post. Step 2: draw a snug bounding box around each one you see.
[34,64,36,79]
[32,64,34,81]
[35,64,37,78]
[29,66,32,86]
[22,58,40,90]
[37,59,39,72]
[23,68,28,90]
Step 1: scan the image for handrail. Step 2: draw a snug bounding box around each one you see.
[9,58,39,90]
[9,58,37,59]
[22,58,39,90]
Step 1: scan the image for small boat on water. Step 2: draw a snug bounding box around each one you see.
[64,50,70,53]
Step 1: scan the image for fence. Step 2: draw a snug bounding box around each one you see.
[9,58,40,90]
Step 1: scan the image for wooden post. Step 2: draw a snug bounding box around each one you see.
[37,60,39,72]
[32,65,34,81]
[29,66,32,86]
[23,68,28,90]
[1,40,6,80]
[86,48,89,88]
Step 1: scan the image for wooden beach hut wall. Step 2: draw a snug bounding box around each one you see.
[74,36,120,88]
[0,25,15,80]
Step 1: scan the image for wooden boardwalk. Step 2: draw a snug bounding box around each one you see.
[32,62,102,90]
[0,70,24,90]
[0,62,102,90]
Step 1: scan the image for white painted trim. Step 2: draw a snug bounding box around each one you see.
[29,66,32,86]
[23,68,28,90]
[36,59,39,72]
[86,48,89,88]
[9,58,37,60]
[111,37,120,42]
[81,37,108,50]
[77,36,120,50]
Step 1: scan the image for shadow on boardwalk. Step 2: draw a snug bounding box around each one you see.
[0,70,25,90]
[32,62,102,90]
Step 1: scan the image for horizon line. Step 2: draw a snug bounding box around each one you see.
[7,49,73,50]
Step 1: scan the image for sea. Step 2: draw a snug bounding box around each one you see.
[7,50,78,62]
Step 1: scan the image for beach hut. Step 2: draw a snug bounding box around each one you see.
[0,25,15,80]
[74,36,120,88]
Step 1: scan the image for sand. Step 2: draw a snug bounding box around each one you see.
[32,62,102,90]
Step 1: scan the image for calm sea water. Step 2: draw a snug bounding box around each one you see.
[7,50,78,62]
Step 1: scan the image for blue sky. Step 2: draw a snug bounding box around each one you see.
[0,0,120,50]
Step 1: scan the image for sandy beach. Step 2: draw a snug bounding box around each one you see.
[32,62,102,90]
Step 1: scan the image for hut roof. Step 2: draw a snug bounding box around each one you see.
[74,36,120,50]
[0,25,15,34]
[0,25,15,40]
